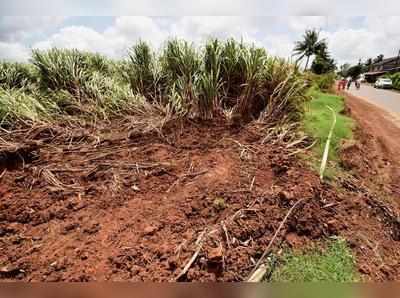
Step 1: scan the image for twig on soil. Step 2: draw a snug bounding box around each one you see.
[97,161,169,170]
[249,176,256,192]
[50,166,96,173]
[221,221,231,249]
[287,140,317,156]
[175,229,207,281]
[172,194,271,281]
[81,147,138,163]
[285,136,308,148]
[246,197,307,282]
[167,170,208,193]
[322,202,338,209]
[0,169,6,180]
[174,199,260,281]
[228,189,252,194]
[39,168,83,192]
[175,240,188,258]
[225,138,258,159]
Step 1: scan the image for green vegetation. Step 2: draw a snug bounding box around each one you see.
[303,88,354,161]
[305,72,336,91]
[0,61,36,90]
[293,29,327,70]
[388,72,400,90]
[310,54,336,75]
[0,88,57,125]
[271,239,358,282]
[0,39,307,128]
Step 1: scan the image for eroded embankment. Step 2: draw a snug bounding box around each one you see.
[0,119,399,281]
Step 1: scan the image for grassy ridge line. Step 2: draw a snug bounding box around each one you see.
[303,88,354,161]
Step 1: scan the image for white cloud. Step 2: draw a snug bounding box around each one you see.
[1,0,400,15]
[169,17,261,45]
[0,16,66,42]
[1,16,400,66]
[113,0,263,15]
[264,34,294,58]
[31,17,168,58]
[33,26,117,56]
[287,16,327,32]
[0,41,30,61]
[364,17,400,39]
[321,16,400,65]
[104,16,167,51]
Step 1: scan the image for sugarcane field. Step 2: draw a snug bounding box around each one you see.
[1,15,400,282]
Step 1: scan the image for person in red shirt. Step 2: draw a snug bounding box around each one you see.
[337,78,346,91]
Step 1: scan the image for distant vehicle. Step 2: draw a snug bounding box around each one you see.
[374,78,393,89]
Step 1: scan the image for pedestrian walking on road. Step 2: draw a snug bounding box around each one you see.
[337,77,347,91]
[347,79,352,90]
[355,79,361,90]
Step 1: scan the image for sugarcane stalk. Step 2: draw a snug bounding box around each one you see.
[320,106,337,181]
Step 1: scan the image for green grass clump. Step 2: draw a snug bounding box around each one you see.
[304,72,336,91]
[0,61,37,90]
[271,239,358,282]
[303,88,354,161]
[0,87,58,125]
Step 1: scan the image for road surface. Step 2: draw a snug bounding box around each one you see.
[346,84,400,116]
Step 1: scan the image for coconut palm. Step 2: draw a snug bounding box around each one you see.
[293,29,327,70]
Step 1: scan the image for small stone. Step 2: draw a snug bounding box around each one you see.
[143,225,157,236]
[207,247,223,262]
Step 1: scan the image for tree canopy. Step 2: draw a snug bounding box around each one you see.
[293,29,327,70]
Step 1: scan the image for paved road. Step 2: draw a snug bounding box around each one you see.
[346,84,400,115]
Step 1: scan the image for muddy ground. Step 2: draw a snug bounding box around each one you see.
[0,107,400,281]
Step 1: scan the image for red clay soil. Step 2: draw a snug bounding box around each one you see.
[342,91,400,200]
[0,118,400,281]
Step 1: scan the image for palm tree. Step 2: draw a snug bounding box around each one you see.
[293,29,327,70]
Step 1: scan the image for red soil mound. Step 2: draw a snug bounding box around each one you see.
[0,120,399,281]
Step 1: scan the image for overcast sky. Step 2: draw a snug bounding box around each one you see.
[1,16,400,65]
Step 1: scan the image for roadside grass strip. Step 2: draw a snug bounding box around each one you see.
[271,238,358,282]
